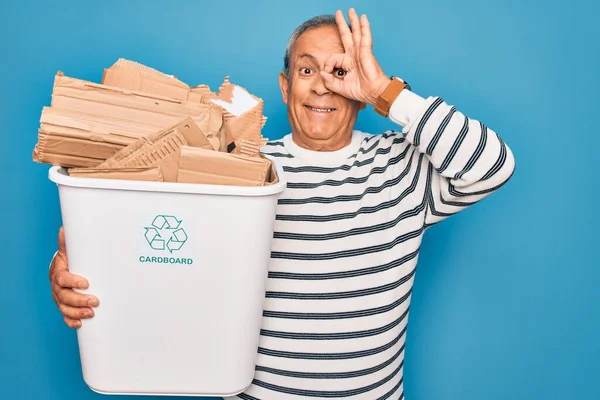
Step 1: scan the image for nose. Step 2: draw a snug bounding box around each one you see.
[311,74,331,96]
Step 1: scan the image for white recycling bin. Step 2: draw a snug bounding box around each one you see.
[48,157,286,397]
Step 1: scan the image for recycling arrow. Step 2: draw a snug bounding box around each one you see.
[144,227,165,250]
[166,228,188,253]
[152,215,182,230]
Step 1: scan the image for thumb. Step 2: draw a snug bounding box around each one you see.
[58,226,67,255]
[320,71,343,94]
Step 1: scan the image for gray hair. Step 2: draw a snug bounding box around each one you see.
[283,14,349,78]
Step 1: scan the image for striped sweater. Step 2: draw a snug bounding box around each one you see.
[228,89,515,400]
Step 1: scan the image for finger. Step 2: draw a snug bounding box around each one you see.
[335,9,354,51]
[58,226,67,255]
[58,302,95,320]
[323,53,347,73]
[360,14,372,51]
[320,71,344,94]
[348,8,362,50]
[53,268,89,289]
[63,316,82,329]
[55,285,99,308]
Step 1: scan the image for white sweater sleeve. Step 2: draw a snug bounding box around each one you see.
[387,89,516,226]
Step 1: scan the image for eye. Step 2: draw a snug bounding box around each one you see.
[299,67,313,75]
[334,68,347,77]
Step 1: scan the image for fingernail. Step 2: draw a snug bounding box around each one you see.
[78,281,88,289]
[88,298,99,307]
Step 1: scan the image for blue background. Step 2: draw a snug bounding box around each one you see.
[1,0,598,399]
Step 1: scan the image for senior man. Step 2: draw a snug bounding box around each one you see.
[48,9,515,400]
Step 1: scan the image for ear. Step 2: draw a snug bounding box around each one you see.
[278,72,289,105]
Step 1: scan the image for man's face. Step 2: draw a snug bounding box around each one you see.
[279,25,364,150]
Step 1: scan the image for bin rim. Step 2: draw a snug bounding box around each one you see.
[48,155,287,197]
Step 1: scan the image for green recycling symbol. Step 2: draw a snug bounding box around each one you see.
[144,215,188,253]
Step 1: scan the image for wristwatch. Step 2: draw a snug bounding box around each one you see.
[374,76,411,118]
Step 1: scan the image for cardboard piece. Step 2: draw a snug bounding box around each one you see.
[176,146,272,186]
[101,58,213,103]
[68,166,163,181]
[38,152,106,168]
[208,77,267,153]
[36,134,123,163]
[33,107,148,167]
[97,118,210,182]
[51,72,223,150]
[39,107,161,139]
[239,138,270,157]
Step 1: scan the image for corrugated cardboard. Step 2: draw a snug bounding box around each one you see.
[33,107,151,167]
[68,166,164,181]
[176,146,272,186]
[101,61,269,154]
[97,118,211,182]
[40,107,161,139]
[238,138,267,158]
[208,77,266,153]
[37,152,106,168]
[51,72,223,151]
[101,58,213,103]
[36,133,124,162]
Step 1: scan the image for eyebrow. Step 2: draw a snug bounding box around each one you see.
[296,53,318,63]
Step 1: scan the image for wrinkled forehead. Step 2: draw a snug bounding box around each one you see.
[291,25,345,64]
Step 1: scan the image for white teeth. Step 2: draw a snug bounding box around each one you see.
[307,106,335,113]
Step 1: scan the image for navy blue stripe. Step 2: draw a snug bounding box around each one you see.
[424,161,438,222]
[273,201,425,242]
[256,349,405,380]
[278,150,413,203]
[252,355,404,397]
[413,97,444,147]
[427,163,515,218]
[426,106,456,155]
[264,152,294,158]
[378,379,404,400]
[271,226,423,260]
[269,248,420,281]
[275,150,422,218]
[264,288,412,320]
[258,325,408,360]
[237,393,259,400]
[481,135,507,180]
[265,141,284,146]
[448,165,514,198]
[438,115,469,173]
[455,121,487,180]
[267,268,415,300]
[260,307,408,340]
[280,135,406,174]
[284,145,411,189]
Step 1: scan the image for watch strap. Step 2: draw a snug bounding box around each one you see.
[374,77,407,118]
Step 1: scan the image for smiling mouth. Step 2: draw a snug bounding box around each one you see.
[305,105,336,113]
